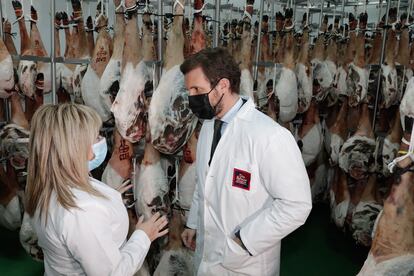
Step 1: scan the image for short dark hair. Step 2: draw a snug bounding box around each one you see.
[180,47,241,94]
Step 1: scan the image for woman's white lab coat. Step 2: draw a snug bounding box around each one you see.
[31,178,150,276]
[187,98,312,275]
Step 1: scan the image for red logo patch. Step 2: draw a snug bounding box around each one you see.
[232,168,251,190]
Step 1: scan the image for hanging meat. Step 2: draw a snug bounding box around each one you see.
[61,12,75,60]
[111,0,151,143]
[190,0,206,55]
[0,161,22,230]
[72,0,96,104]
[134,142,169,220]
[328,98,349,166]
[297,100,323,167]
[3,19,18,69]
[329,167,350,228]
[395,13,412,102]
[10,92,29,130]
[102,131,133,190]
[380,28,398,108]
[54,12,74,97]
[275,8,298,123]
[148,0,197,154]
[24,73,44,122]
[0,21,15,98]
[256,15,274,109]
[296,13,312,114]
[81,1,113,122]
[273,12,284,64]
[239,0,254,100]
[100,0,125,119]
[12,0,36,98]
[183,17,192,59]
[358,123,414,275]
[374,109,402,177]
[153,209,194,276]
[347,13,369,107]
[335,30,348,98]
[322,17,340,106]
[29,5,51,94]
[142,12,156,77]
[0,115,30,170]
[86,16,95,58]
[339,103,376,180]
[367,23,382,102]
[350,173,382,247]
[311,16,334,103]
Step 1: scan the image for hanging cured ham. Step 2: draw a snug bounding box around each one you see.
[347,13,369,107]
[81,1,113,122]
[111,0,151,143]
[3,19,18,69]
[350,174,382,247]
[239,0,254,100]
[358,119,414,275]
[29,5,51,94]
[134,141,169,220]
[54,12,73,98]
[12,0,36,98]
[380,28,398,108]
[275,8,298,123]
[296,14,312,114]
[102,131,133,190]
[148,0,197,154]
[297,101,323,167]
[256,15,274,109]
[339,103,376,180]
[86,16,95,58]
[72,0,97,104]
[100,0,125,119]
[153,209,194,276]
[0,24,15,98]
[311,16,333,102]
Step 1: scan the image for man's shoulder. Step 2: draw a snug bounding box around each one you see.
[244,108,286,136]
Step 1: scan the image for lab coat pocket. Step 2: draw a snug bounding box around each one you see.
[221,237,251,271]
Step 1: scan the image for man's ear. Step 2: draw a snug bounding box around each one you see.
[218,78,231,92]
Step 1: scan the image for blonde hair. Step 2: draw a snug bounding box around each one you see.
[26,103,103,221]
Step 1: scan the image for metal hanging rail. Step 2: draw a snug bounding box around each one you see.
[156,0,163,88]
[213,0,221,47]
[254,0,265,82]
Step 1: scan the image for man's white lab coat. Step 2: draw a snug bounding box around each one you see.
[187,97,312,275]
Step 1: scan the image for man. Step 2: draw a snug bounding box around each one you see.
[180,47,312,275]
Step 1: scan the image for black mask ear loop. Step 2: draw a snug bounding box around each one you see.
[209,78,224,112]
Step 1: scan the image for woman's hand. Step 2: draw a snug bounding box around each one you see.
[116,179,135,208]
[136,212,169,242]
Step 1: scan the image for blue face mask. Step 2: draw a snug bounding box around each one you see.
[88,137,108,171]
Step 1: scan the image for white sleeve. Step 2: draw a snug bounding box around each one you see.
[240,128,312,256]
[63,203,151,276]
[186,174,199,229]
[0,195,22,230]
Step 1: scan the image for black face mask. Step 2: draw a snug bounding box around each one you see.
[188,81,224,120]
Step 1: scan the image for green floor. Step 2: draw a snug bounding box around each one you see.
[0,204,367,275]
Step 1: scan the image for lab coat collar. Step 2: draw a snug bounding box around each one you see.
[235,96,255,122]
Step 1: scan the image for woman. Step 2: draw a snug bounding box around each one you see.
[25,103,168,275]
